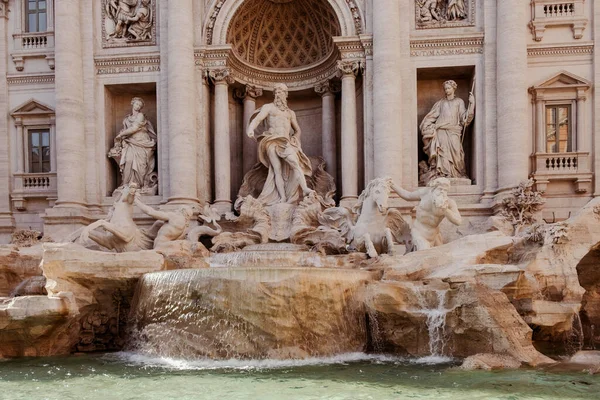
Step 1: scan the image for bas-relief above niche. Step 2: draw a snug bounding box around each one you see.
[102,0,156,48]
[415,0,474,29]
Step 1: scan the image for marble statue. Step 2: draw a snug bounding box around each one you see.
[246,83,315,206]
[391,177,462,251]
[108,97,157,195]
[79,183,153,252]
[446,0,467,21]
[319,178,409,258]
[420,80,474,182]
[133,195,193,248]
[416,0,469,25]
[105,0,154,42]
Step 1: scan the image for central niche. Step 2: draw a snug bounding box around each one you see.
[227,0,341,70]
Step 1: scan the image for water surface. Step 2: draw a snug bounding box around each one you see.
[0,352,598,400]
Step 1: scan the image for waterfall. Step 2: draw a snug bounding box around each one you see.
[126,268,377,360]
[415,288,449,359]
[565,312,584,355]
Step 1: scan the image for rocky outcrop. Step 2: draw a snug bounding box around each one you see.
[0,245,43,297]
[460,353,522,370]
[364,280,553,365]
[0,295,76,357]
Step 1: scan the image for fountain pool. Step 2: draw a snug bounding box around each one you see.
[0,353,598,400]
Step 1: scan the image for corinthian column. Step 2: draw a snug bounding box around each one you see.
[236,85,263,174]
[167,0,198,204]
[337,61,360,206]
[496,0,529,192]
[372,0,403,183]
[54,0,86,208]
[315,80,340,185]
[210,69,235,214]
[0,0,14,235]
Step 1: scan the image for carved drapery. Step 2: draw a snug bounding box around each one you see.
[415,0,475,29]
[102,0,156,48]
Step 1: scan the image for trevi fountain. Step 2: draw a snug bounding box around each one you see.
[1,0,600,399]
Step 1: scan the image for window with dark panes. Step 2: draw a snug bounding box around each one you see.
[26,0,47,32]
[545,105,572,153]
[29,129,51,173]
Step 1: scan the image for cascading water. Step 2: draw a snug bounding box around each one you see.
[565,312,584,355]
[126,268,379,360]
[415,287,450,361]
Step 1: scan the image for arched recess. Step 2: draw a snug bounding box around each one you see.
[204,0,364,46]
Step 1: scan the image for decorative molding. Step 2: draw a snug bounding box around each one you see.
[314,80,341,96]
[529,0,587,41]
[527,43,593,57]
[101,0,157,48]
[7,74,55,85]
[94,54,160,75]
[344,0,363,34]
[336,60,362,76]
[206,0,364,45]
[415,0,475,30]
[410,35,484,57]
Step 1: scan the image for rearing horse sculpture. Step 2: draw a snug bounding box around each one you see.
[319,177,409,257]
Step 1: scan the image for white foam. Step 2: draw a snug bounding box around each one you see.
[106,352,418,371]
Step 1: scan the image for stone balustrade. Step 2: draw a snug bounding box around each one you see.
[532,152,592,193]
[11,172,57,211]
[530,0,587,40]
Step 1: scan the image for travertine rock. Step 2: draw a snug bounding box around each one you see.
[460,353,522,370]
[365,280,553,365]
[0,296,76,358]
[42,243,165,310]
[0,245,43,297]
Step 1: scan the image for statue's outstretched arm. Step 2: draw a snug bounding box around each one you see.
[135,197,170,222]
[390,183,423,201]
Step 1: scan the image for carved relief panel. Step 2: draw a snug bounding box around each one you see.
[102,0,156,48]
[415,0,474,29]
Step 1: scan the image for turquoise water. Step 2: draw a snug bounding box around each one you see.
[0,353,598,400]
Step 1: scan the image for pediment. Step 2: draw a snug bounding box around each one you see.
[10,99,55,117]
[531,70,592,91]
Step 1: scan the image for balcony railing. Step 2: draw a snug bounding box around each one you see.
[11,31,55,71]
[532,152,592,193]
[530,0,587,41]
[11,172,57,211]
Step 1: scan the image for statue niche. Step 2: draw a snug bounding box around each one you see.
[108,97,158,195]
[234,83,336,242]
[419,79,474,186]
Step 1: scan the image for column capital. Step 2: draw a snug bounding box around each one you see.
[234,85,263,101]
[336,60,362,77]
[576,88,587,101]
[208,68,235,85]
[314,80,341,97]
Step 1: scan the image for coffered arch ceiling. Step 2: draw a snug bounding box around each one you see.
[226,0,342,70]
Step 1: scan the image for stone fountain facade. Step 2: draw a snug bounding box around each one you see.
[0,0,600,369]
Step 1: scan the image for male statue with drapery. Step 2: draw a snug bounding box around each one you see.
[246,83,315,206]
[420,80,474,183]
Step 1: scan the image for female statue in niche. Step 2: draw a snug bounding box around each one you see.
[108,97,158,195]
[420,80,474,183]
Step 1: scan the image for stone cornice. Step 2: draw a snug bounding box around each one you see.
[527,43,594,58]
[7,74,55,85]
[410,35,484,57]
[94,54,161,75]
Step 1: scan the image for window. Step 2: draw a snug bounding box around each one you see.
[26,0,47,32]
[28,128,51,173]
[545,105,572,153]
